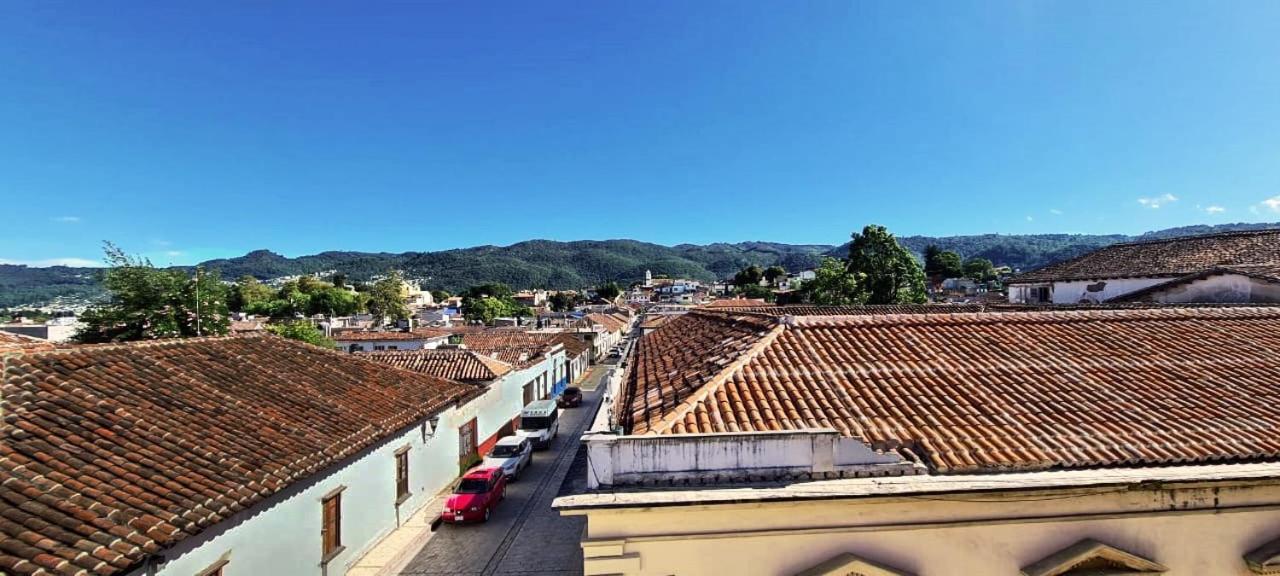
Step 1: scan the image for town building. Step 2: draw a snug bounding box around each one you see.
[557,306,1280,576]
[0,315,82,343]
[0,334,482,576]
[1007,229,1280,304]
[332,327,451,353]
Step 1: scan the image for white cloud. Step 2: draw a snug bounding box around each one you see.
[1025,215,1034,222]
[1048,208,1063,215]
[1137,193,1178,209]
[50,216,81,223]
[1261,196,1280,213]
[1202,205,1226,214]
[164,250,183,257]
[0,257,101,267]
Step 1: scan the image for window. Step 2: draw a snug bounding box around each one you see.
[373,345,386,351]
[387,345,398,351]
[458,418,478,467]
[395,450,410,501]
[321,491,342,560]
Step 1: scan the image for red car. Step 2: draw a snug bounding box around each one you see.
[441,467,506,524]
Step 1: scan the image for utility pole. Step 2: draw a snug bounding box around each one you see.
[195,267,202,337]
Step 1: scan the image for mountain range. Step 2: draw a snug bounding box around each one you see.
[3,222,1279,309]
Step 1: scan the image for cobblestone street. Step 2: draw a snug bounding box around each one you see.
[397,366,609,575]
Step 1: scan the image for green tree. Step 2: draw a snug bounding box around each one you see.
[736,284,775,301]
[366,271,410,325]
[464,296,509,324]
[77,243,230,342]
[764,265,787,286]
[308,285,361,316]
[800,257,865,305]
[845,225,927,304]
[594,282,621,300]
[229,275,275,313]
[962,257,997,282]
[733,265,764,287]
[923,245,964,280]
[430,289,451,302]
[267,320,335,348]
[548,291,581,312]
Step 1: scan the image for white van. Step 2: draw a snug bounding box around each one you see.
[516,399,560,449]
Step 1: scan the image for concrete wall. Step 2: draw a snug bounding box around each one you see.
[335,338,446,353]
[584,430,918,488]
[1143,273,1280,304]
[1050,277,1168,304]
[134,400,475,576]
[570,477,1280,576]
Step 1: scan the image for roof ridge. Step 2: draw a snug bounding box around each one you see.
[1106,227,1280,248]
[788,306,1280,328]
[648,321,787,435]
[17,332,272,357]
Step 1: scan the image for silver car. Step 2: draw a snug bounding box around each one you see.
[483,436,532,481]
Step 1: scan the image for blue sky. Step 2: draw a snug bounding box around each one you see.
[3,2,1280,267]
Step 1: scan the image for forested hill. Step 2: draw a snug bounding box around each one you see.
[4,222,1279,308]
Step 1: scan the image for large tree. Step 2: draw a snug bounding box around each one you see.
[77,243,229,342]
[548,291,582,312]
[845,225,927,304]
[923,245,964,280]
[763,265,787,286]
[267,320,335,348]
[228,275,275,313]
[366,270,410,324]
[800,257,865,305]
[962,257,997,282]
[594,282,621,300]
[733,265,764,288]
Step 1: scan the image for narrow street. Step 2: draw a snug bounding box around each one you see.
[397,363,610,575]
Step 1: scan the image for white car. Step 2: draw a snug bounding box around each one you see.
[483,436,533,480]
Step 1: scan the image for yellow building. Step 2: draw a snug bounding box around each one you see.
[556,306,1280,575]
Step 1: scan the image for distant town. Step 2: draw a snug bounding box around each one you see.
[5,224,1280,575]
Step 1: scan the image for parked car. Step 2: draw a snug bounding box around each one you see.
[442,467,506,524]
[557,386,583,408]
[483,436,532,480]
[516,399,560,449]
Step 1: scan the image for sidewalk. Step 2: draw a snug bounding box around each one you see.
[348,492,447,576]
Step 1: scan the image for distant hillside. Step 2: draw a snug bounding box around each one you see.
[4,222,1279,309]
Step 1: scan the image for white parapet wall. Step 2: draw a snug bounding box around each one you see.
[584,429,923,489]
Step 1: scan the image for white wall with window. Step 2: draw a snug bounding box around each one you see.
[130,400,476,576]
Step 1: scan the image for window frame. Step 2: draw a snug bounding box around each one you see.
[320,488,345,563]
[394,447,411,503]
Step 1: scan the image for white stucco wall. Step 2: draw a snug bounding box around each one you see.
[335,338,447,353]
[1144,274,1280,304]
[1050,277,1169,304]
[133,400,476,576]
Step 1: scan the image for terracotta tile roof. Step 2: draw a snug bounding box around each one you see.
[622,307,1280,474]
[228,320,265,333]
[545,332,590,358]
[703,304,987,316]
[584,313,625,333]
[700,298,771,309]
[361,348,512,384]
[1011,229,1280,283]
[456,330,564,369]
[639,315,675,329]
[1108,264,1280,303]
[0,331,57,354]
[0,334,476,576]
[331,327,451,341]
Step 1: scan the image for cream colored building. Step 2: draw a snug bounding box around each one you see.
[555,305,1280,576]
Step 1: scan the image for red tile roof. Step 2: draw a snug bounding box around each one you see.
[0,334,476,576]
[622,307,1280,474]
[0,331,57,354]
[456,330,565,368]
[703,304,987,316]
[361,349,512,384]
[584,313,625,333]
[1011,229,1280,283]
